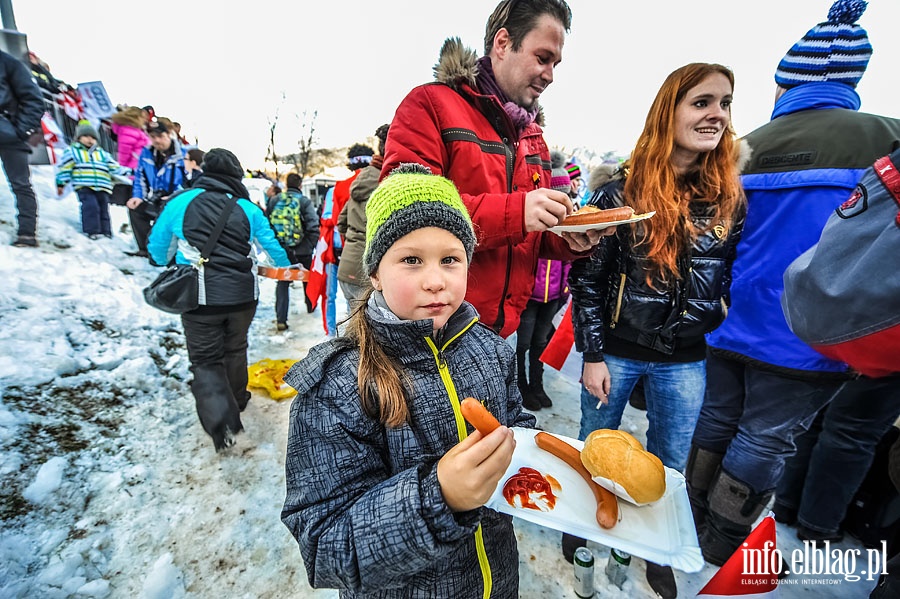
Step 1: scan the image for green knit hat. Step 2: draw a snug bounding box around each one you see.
[364,163,476,276]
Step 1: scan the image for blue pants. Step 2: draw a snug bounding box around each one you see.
[579,354,706,471]
[76,188,111,236]
[692,351,843,494]
[325,261,339,336]
[775,375,900,535]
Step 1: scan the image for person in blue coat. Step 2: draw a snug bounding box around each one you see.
[689,0,900,567]
[148,148,289,452]
[126,118,186,257]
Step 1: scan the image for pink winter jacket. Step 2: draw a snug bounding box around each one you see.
[111,122,150,170]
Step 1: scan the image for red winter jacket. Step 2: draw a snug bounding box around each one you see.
[382,39,581,338]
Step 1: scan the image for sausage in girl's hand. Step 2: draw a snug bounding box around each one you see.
[535,431,619,529]
[460,397,501,436]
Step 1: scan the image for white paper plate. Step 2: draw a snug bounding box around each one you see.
[486,428,704,572]
[549,211,656,234]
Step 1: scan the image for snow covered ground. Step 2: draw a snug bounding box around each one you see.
[0,166,881,597]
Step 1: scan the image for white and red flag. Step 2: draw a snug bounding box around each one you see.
[697,515,780,598]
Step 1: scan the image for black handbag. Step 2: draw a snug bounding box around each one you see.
[143,196,238,314]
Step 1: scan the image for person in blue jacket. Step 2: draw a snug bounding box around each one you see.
[148,148,289,452]
[689,0,900,567]
[126,118,186,257]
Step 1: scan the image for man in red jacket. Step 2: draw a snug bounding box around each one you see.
[382,0,608,338]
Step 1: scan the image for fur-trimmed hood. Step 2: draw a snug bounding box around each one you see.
[432,37,545,127]
[587,139,753,192]
[111,106,146,129]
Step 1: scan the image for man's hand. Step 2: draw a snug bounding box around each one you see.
[126,197,143,210]
[524,189,573,232]
[559,226,616,252]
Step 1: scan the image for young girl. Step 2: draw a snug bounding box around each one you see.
[282,164,535,598]
[564,63,746,597]
[56,120,131,238]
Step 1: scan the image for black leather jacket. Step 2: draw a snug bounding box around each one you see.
[569,174,744,359]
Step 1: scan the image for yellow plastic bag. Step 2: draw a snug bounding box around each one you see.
[247,358,299,400]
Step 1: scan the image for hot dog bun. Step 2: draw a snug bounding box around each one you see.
[580,429,666,504]
[562,205,634,226]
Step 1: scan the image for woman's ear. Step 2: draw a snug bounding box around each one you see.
[370,273,381,291]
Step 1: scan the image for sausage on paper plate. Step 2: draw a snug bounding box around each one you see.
[535,431,619,529]
[561,205,634,226]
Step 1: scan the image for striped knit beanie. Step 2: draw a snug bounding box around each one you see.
[363,163,476,276]
[775,0,872,89]
[549,150,570,192]
[566,162,582,181]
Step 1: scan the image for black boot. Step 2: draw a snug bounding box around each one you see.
[700,468,772,567]
[561,532,586,564]
[529,353,553,408]
[516,348,540,411]
[684,443,724,533]
[628,378,647,411]
[645,561,677,599]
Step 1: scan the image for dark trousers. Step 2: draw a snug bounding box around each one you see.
[775,375,900,535]
[274,250,312,323]
[128,202,156,252]
[0,145,38,236]
[76,188,112,236]
[516,298,564,357]
[181,304,257,450]
[692,351,843,493]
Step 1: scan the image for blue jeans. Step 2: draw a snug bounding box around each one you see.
[579,355,706,471]
[774,375,900,535]
[692,351,843,494]
[325,262,339,336]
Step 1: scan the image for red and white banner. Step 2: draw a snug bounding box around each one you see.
[539,298,582,383]
[305,237,329,334]
[697,515,780,598]
[40,112,67,165]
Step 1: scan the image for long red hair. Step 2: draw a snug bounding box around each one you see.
[624,63,744,286]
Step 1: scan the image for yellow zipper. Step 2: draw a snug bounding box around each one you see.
[543,261,551,302]
[424,316,492,599]
[611,273,627,329]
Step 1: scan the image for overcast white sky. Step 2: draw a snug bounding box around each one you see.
[14,0,900,169]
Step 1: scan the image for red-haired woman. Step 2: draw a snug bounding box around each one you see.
[564,63,746,597]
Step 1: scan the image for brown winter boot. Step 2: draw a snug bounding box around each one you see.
[685,443,724,532]
[700,468,772,567]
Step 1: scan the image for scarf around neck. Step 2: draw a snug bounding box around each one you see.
[475,55,538,134]
[771,82,861,121]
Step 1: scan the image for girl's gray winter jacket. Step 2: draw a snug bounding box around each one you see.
[282,300,535,598]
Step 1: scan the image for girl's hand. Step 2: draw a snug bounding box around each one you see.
[437,426,515,512]
[583,361,612,406]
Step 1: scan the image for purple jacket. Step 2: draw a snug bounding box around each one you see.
[531,259,570,303]
[111,122,150,170]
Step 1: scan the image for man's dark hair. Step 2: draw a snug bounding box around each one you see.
[285,172,303,190]
[186,148,205,164]
[374,124,390,156]
[483,0,572,56]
